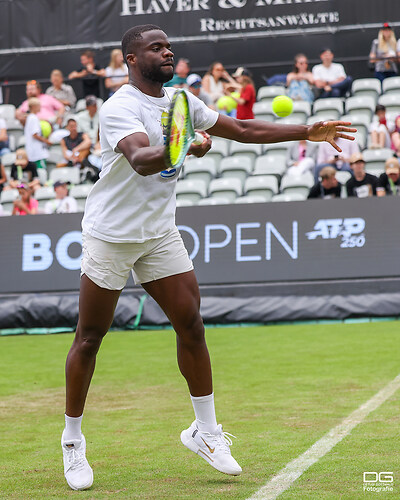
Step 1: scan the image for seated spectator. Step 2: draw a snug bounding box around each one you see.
[45,181,78,214]
[15,80,65,127]
[286,140,318,176]
[5,148,40,193]
[0,159,7,194]
[286,54,315,103]
[369,23,398,82]
[24,98,51,170]
[308,166,342,199]
[12,183,38,215]
[0,115,10,156]
[346,152,379,197]
[231,67,256,120]
[76,95,99,145]
[314,136,359,181]
[46,69,77,109]
[391,115,400,155]
[105,49,129,97]
[377,157,400,196]
[312,48,352,98]
[68,50,105,97]
[164,58,190,88]
[186,74,214,108]
[58,118,91,168]
[369,104,394,149]
[202,62,236,106]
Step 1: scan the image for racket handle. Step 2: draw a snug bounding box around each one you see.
[193,132,204,145]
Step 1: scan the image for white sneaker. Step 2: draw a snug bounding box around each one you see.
[61,431,93,490]
[180,421,242,476]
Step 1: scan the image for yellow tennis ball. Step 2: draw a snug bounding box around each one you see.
[217,96,237,113]
[272,95,293,117]
[40,120,52,138]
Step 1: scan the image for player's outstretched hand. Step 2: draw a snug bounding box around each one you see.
[307,121,357,152]
[188,131,212,158]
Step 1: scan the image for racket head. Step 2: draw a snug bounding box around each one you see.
[164,90,196,170]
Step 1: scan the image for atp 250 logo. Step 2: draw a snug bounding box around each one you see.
[306,218,366,248]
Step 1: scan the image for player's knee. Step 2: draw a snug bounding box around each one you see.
[75,329,105,357]
[176,311,205,344]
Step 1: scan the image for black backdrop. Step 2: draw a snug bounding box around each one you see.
[1,0,399,104]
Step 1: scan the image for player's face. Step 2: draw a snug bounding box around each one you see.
[136,30,174,84]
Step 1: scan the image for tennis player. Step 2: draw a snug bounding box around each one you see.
[61,24,356,490]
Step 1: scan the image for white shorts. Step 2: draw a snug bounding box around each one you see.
[81,227,194,290]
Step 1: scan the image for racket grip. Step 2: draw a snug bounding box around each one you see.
[193,132,204,145]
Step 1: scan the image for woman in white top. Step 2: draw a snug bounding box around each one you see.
[201,61,236,106]
[105,49,129,96]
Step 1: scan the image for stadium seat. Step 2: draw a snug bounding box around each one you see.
[184,157,217,185]
[275,115,305,125]
[176,178,207,203]
[17,135,26,148]
[378,93,400,115]
[0,104,16,123]
[307,113,336,126]
[253,154,287,180]
[345,96,376,121]
[351,78,381,100]
[209,177,242,202]
[313,98,344,120]
[257,85,285,103]
[229,142,262,162]
[70,183,93,211]
[34,186,56,210]
[176,198,194,207]
[335,170,352,185]
[263,142,290,158]
[37,168,48,186]
[234,195,267,204]
[49,166,80,185]
[0,188,18,212]
[362,148,393,176]
[244,175,278,201]
[75,97,103,113]
[253,101,275,122]
[382,76,400,95]
[206,138,229,168]
[219,156,253,183]
[280,171,314,197]
[271,192,306,202]
[340,113,370,137]
[197,197,230,206]
[7,127,24,152]
[1,152,16,167]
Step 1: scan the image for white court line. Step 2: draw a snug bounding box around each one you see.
[248,373,400,500]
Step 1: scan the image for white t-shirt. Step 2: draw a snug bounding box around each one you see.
[45,196,78,214]
[24,113,49,162]
[82,85,219,243]
[312,63,346,83]
[105,65,128,84]
[0,118,6,130]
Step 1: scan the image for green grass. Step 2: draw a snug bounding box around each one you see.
[0,322,399,499]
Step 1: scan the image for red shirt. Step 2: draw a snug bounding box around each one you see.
[14,198,38,215]
[236,84,256,120]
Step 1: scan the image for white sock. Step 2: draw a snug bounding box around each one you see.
[190,393,218,434]
[63,414,83,442]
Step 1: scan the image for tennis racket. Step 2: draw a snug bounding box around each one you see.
[164,89,204,170]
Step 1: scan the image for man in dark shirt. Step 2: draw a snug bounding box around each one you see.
[346,152,379,197]
[377,157,400,196]
[308,166,342,199]
[68,50,106,97]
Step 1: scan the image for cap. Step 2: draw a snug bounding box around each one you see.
[186,73,202,87]
[385,157,400,174]
[349,152,364,164]
[54,180,69,188]
[85,95,97,106]
[382,22,392,30]
[232,67,251,78]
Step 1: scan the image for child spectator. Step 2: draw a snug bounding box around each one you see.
[45,181,78,214]
[377,157,400,196]
[369,23,398,82]
[104,49,129,97]
[391,115,400,155]
[5,148,40,193]
[231,67,256,120]
[12,183,38,215]
[46,69,77,109]
[24,98,52,170]
[286,54,315,103]
[346,152,379,197]
[369,104,394,149]
[0,116,10,156]
[308,166,342,199]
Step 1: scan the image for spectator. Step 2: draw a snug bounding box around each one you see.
[231,67,256,120]
[76,95,99,145]
[308,166,342,199]
[24,98,52,170]
[58,118,91,168]
[312,48,352,98]
[12,183,38,215]
[314,136,359,181]
[46,69,77,109]
[15,80,65,127]
[346,152,379,197]
[68,50,106,97]
[5,148,40,193]
[104,49,129,97]
[369,104,394,149]
[286,54,315,103]
[45,181,78,214]
[390,115,400,155]
[0,115,10,156]
[286,140,318,176]
[202,62,236,106]
[377,157,400,196]
[186,74,214,108]
[164,58,190,88]
[369,23,398,82]
[0,159,7,194]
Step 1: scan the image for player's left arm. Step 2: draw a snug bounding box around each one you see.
[207,114,356,153]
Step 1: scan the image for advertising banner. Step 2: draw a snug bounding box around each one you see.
[1,197,399,294]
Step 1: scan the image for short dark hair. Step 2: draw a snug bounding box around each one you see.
[67,118,77,125]
[122,25,162,64]
[81,50,95,59]
[375,104,386,113]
